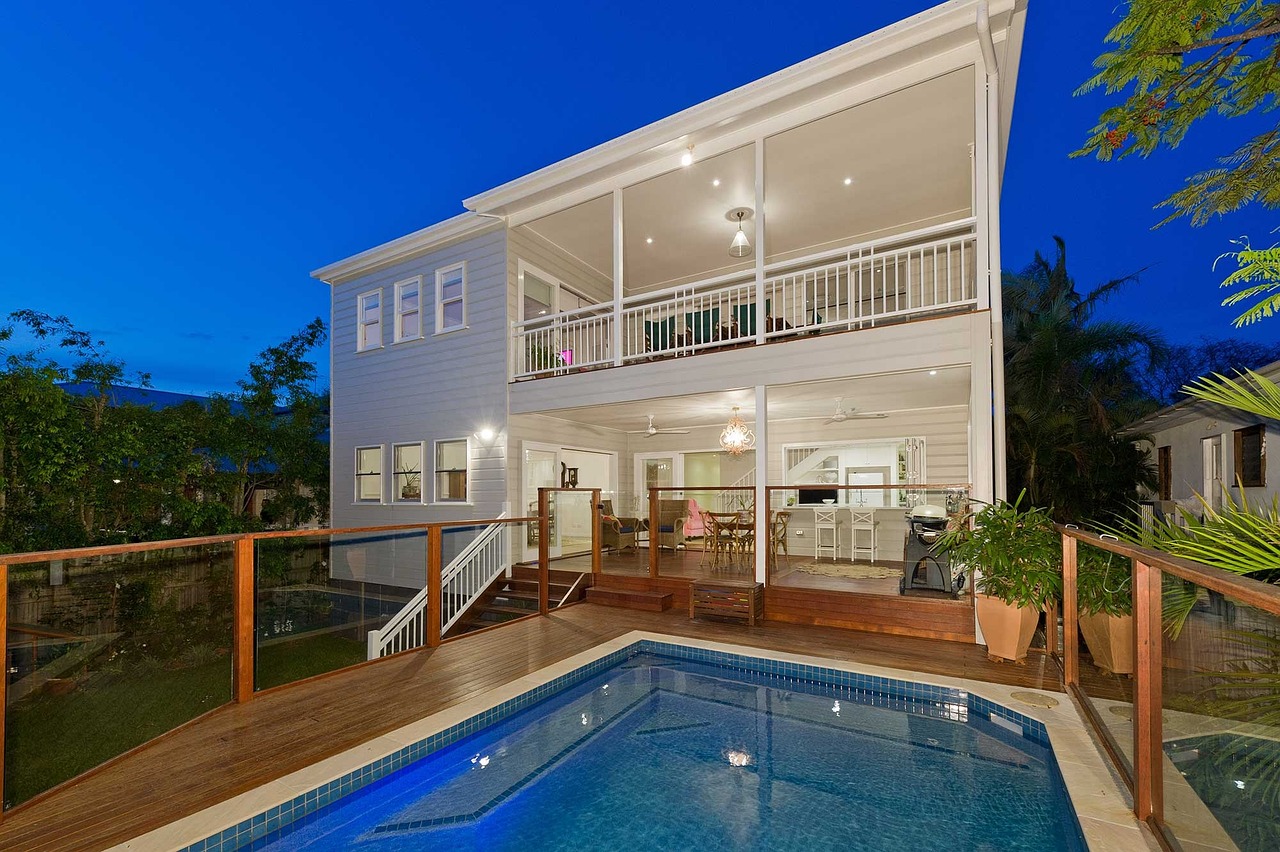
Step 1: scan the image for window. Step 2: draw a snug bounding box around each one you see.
[392,443,423,502]
[435,439,469,502]
[394,277,422,342]
[355,446,383,502]
[436,263,466,333]
[1235,425,1266,488]
[1157,446,1172,501]
[357,289,382,351]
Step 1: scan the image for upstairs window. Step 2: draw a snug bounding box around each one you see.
[436,263,466,334]
[393,442,423,502]
[434,439,469,502]
[355,446,383,502]
[1235,425,1266,488]
[1157,446,1172,501]
[394,277,422,342]
[357,290,382,351]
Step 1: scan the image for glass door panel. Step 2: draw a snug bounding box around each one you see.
[523,446,560,561]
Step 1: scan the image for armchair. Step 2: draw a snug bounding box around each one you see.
[599,500,640,553]
[654,499,689,550]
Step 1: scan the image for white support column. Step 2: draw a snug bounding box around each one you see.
[754,139,766,345]
[754,385,769,583]
[612,187,624,366]
[968,317,995,506]
[985,61,1008,502]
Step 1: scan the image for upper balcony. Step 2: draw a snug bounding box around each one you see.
[512,218,976,380]
[508,67,985,382]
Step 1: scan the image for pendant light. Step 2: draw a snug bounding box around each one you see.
[728,210,752,258]
[719,407,755,456]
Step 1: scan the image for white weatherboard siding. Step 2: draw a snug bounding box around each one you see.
[330,229,509,531]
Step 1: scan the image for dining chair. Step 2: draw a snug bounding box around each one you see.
[770,511,792,569]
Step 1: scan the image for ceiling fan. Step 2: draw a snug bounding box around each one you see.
[627,415,691,438]
[823,398,887,425]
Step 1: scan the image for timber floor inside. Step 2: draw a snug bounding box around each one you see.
[0,603,1064,852]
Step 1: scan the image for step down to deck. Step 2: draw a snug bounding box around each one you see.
[586,587,673,612]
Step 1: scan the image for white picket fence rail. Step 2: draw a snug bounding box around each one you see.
[366,514,511,660]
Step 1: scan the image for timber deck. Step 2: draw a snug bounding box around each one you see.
[0,602,1066,852]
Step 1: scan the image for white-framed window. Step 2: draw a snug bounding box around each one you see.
[394,277,423,343]
[357,289,382,351]
[435,263,466,334]
[393,442,424,502]
[355,445,383,502]
[434,438,469,502]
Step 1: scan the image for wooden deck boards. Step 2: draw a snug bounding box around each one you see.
[0,603,1064,852]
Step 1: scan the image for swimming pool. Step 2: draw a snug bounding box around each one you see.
[208,642,1084,851]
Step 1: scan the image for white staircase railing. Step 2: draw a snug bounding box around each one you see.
[366,514,511,660]
[716,471,755,512]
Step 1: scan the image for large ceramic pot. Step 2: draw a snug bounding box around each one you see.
[1078,612,1135,676]
[976,593,1040,663]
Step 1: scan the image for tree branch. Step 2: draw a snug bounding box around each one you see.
[1145,19,1280,56]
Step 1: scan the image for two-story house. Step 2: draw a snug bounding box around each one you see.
[314,0,1027,644]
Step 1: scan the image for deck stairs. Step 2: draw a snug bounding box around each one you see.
[444,566,591,638]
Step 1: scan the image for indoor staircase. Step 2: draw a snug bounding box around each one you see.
[445,566,591,637]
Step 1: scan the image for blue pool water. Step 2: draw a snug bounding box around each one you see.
[250,652,1083,851]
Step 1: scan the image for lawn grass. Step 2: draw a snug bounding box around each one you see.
[5,633,366,806]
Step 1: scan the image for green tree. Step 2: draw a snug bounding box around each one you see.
[1003,237,1162,523]
[205,319,329,529]
[0,312,330,552]
[1076,2,1280,326]
[1076,1,1280,225]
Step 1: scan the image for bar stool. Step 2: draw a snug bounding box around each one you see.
[813,508,841,561]
[849,508,878,563]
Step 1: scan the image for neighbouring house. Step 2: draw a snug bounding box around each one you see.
[1128,359,1280,516]
[313,0,1027,644]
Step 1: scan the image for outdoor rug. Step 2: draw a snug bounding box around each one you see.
[789,561,903,580]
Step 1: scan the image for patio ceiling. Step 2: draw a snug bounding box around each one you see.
[528,367,971,433]
[520,67,975,292]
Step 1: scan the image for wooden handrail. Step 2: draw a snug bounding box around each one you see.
[0,533,247,565]
[1058,525,1280,616]
[0,519,539,565]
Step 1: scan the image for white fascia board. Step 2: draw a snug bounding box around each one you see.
[464,0,1021,216]
[311,212,503,285]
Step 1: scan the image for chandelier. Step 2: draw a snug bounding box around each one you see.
[719,407,755,456]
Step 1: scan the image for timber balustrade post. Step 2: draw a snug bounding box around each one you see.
[1132,559,1164,823]
[1062,534,1078,687]
[590,488,602,576]
[233,536,255,703]
[648,487,660,579]
[538,489,550,615]
[426,525,442,647]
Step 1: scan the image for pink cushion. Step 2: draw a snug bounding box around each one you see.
[683,499,706,536]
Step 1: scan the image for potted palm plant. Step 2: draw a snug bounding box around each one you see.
[938,491,1061,663]
[1076,543,1134,675]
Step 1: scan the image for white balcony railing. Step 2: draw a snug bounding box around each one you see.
[511,218,977,380]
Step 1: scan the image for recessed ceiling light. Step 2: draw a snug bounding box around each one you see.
[680,145,694,167]
[843,177,853,186]
[929,370,938,376]
[712,179,721,187]
[646,237,653,244]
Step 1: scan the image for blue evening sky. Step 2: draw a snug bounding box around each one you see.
[1,1,1274,394]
